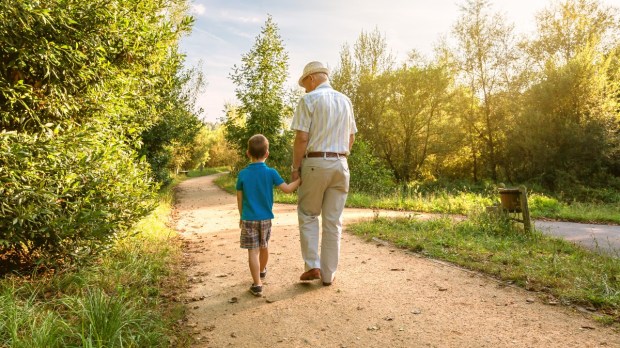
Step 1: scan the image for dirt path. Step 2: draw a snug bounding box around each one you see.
[174,174,618,348]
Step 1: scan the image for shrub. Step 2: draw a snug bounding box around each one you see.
[528,194,562,216]
[348,139,396,195]
[0,128,156,264]
[0,0,193,268]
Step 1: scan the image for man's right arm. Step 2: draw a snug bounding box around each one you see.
[349,133,355,151]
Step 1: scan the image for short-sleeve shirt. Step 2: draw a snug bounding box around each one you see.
[290,82,357,155]
[236,162,285,221]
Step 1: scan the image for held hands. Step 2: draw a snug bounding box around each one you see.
[291,170,301,185]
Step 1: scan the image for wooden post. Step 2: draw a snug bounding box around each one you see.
[519,186,531,233]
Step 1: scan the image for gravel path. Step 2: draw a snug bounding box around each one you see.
[174,174,619,348]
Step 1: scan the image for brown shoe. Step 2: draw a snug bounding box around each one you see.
[300,268,321,281]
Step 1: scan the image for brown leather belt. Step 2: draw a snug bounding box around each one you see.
[305,152,347,158]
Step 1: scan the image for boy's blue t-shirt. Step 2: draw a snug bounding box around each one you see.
[236,162,285,221]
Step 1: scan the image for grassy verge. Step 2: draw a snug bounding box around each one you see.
[186,166,229,178]
[0,180,190,347]
[348,212,620,324]
[214,173,620,224]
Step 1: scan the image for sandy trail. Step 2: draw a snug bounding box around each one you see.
[174,174,618,348]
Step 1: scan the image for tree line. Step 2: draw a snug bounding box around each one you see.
[0,0,204,266]
[332,0,620,196]
[220,0,619,201]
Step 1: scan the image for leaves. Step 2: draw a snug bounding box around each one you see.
[0,0,197,265]
[225,15,293,170]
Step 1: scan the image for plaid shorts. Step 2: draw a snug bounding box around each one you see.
[240,219,272,249]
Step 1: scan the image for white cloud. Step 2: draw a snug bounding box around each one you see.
[190,3,206,16]
[219,10,261,24]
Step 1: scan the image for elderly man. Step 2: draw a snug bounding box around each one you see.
[290,61,357,286]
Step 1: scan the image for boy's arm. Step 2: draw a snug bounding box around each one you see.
[236,191,243,217]
[277,177,301,194]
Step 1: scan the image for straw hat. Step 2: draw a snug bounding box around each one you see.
[298,61,329,87]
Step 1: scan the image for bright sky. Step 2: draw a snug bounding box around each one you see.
[179,0,617,123]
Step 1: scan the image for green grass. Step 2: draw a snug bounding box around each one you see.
[214,173,620,224]
[186,166,229,178]
[0,180,190,347]
[214,173,299,204]
[346,191,495,215]
[348,212,620,323]
[214,174,235,194]
[527,193,620,224]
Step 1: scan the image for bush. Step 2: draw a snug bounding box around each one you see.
[528,194,562,216]
[348,139,396,195]
[0,0,193,268]
[0,128,156,263]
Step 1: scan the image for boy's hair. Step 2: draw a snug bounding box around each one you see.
[248,134,269,159]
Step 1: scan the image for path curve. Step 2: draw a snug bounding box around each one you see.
[174,174,618,348]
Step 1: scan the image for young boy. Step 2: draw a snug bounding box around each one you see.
[236,134,300,296]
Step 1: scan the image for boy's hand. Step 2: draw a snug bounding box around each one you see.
[291,170,300,183]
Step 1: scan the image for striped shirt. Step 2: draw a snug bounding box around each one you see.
[290,82,357,155]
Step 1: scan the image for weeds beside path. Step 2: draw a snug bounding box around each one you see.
[175,174,620,347]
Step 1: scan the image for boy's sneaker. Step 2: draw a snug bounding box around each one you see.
[260,268,267,279]
[249,284,262,297]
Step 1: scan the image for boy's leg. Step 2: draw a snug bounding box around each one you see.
[248,248,261,286]
[259,247,269,275]
[257,220,271,277]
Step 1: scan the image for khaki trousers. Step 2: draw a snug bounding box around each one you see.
[297,156,350,283]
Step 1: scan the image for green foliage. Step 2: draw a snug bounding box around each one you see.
[528,194,562,216]
[347,139,396,195]
[0,183,189,347]
[0,0,198,266]
[0,128,156,261]
[140,66,205,184]
[332,0,619,193]
[225,15,293,171]
[508,47,618,188]
[451,0,519,181]
[202,123,240,169]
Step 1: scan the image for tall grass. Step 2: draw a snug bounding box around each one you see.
[0,180,189,347]
[215,173,620,224]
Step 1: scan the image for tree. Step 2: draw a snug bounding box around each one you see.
[332,27,395,120]
[331,29,396,182]
[333,29,458,184]
[140,65,205,183]
[507,0,620,189]
[0,0,196,265]
[451,0,519,181]
[528,0,619,67]
[204,123,240,168]
[225,15,292,170]
[370,61,454,183]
